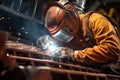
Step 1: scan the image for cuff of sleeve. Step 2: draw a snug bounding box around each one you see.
[73,50,86,63]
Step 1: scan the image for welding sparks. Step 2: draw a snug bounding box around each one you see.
[36,35,58,55]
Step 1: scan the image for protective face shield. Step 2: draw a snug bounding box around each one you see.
[44,2,80,43]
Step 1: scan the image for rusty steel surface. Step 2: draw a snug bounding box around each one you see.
[4,40,120,80]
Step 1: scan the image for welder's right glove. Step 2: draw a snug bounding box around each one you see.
[52,47,75,63]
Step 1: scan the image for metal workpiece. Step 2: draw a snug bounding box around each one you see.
[4,41,120,80]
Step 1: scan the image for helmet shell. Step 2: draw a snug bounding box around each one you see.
[45,2,80,42]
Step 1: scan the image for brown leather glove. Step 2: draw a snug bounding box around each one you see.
[53,47,74,63]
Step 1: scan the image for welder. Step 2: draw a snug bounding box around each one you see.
[43,0,120,67]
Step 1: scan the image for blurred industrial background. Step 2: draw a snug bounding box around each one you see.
[0,0,120,45]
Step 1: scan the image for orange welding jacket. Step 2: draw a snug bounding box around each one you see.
[73,13,120,65]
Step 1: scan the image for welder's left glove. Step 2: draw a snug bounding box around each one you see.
[53,47,75,63]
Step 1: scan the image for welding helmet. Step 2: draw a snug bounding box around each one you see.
[44,2,80,43]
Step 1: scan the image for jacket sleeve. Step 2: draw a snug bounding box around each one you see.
[73,13,120,65]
